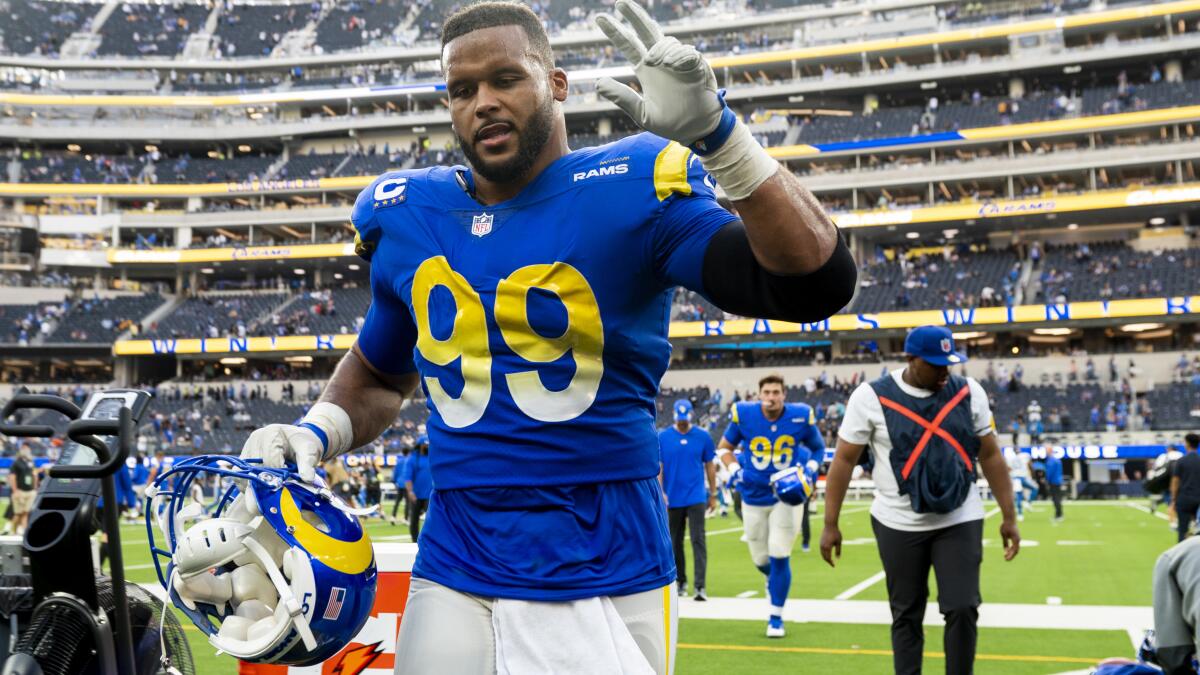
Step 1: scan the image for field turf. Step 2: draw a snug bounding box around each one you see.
[114,499,1168,674]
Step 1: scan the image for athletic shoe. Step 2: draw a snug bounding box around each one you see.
[678,583,687,597]
[1017,514,1024,522]
[801,544,811,553]
[766,616,785,638]
[694,588,707,602]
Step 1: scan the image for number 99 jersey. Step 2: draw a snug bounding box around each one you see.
[723,401,825,507]
[350,132,738,600]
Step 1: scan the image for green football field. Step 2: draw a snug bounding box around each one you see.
[109,499,1169,674]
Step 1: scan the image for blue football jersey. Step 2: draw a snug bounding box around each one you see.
[722,401,825,507]
[351,133,737,600]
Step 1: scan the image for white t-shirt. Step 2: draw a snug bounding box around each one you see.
[1006,450,1030,478]
[838,369,994,532]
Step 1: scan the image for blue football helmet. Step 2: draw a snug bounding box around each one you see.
[145,455,377,666]
[770,466,815,506]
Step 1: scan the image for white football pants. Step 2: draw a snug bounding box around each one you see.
[393,576,678,674]
[742,500,801,566]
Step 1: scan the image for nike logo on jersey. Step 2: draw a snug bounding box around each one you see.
[572,163,629,182]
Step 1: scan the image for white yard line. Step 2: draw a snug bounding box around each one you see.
[834,571,887,600]
[1124,500,1171,522]
[833,507,1002,602]
[677,596,1151,643]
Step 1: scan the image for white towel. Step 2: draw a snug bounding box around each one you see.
[492,595,656,675]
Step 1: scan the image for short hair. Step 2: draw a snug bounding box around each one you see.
[1187,433,1200,450]
[441,2,555,69]
[758,374,785,390]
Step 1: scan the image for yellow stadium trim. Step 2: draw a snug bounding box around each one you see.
[0,174,373,198]
[667,295,1199,339]
[833,181,1200,229]
[675,643,1099,665]
[3,2,1197,107]
[653,142,693,201]
[107,242,355,264]
[113,333,358,356]
[706,0,1200,69]
[958,105,1200,141]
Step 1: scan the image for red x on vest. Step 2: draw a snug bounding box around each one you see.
[877,385,974,480]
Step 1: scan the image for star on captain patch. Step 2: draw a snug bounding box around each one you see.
[471,212,494,237]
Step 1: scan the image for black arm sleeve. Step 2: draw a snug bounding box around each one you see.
[700,220,857,323]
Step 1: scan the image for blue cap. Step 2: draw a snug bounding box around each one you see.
[904,325,967,366]
[416,434,429,446]
[673,399,693,421]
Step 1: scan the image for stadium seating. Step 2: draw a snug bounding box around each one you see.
[279,152,348,179]
[314,0,408,52]
[1038,243,1200,303]
[144,292,288,339]
[213,3,310,58]
[96,2,210,56]
[0,0,100,56]
[44,294,164,343]
[853,248,1019,314]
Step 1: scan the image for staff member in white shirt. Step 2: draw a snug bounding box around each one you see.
[820,325,1020,675]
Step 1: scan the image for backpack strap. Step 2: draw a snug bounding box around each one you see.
[877,384,973,480]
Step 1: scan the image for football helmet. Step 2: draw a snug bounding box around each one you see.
[770,466,815,506]
[145,454,377,666]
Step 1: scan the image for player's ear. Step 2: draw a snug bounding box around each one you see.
[549,67,568,103]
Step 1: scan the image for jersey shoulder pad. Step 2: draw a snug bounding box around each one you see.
[585,132,716,203]
[731,401,755,424]
[350,167,440,260]
[788,402,816,425]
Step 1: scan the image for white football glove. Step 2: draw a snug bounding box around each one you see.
[239,424,324,483]
[594,0,726,149]
[594,0,780,200]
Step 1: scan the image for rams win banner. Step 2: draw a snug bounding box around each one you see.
[112,295,1200,356]
[237,543,415,675]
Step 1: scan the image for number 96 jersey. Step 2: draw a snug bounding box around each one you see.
[723,401,825,507]
[351,132,737,600]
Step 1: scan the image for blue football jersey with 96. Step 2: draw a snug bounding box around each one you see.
[723,401,825,507]
[351,133,737,600]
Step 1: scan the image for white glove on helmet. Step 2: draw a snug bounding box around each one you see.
[240,424,324,483]
[239,402,353,483]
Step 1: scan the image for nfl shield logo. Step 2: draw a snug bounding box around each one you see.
[940,338,952,353]
[471,213,494,237]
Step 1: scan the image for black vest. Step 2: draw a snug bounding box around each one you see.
[869,373,981,514]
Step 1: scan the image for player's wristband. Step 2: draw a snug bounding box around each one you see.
[697,119,780,201]
[300,402,354,461]
[688,90,737,156]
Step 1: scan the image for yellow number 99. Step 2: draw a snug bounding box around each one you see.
[495,263,605,422]
[410,256,605,427]
[411,256,493,428]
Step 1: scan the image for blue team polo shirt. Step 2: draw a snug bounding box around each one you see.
[659,425,715,508]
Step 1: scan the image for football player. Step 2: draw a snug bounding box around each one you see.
[238,1,855,671]
[718,374,825,637]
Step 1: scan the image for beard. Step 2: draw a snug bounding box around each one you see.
[458,95,555,184]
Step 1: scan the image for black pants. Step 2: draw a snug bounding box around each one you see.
[668,504,707,591]
[801,500,811,547]
[872,517,983,675]
[1177,501,1198,542]
[732,490,743,521]
[391,490,408,520]
[409,498,429,541]
[1049,483,1063,519]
